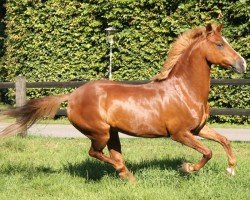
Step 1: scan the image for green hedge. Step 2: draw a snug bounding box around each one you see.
[0,0,249,124]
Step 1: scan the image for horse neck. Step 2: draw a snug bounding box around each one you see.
[167,40,211,101]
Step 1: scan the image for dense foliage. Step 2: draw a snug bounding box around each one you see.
[0,0,249,123]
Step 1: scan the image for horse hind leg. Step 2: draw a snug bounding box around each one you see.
[68,109,134,181]
[107,130,136,182]
[88,130,135,182]
[67,111,128,179]
[199,125,236,175]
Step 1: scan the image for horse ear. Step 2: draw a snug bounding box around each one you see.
[205,23,213,34]
[216,24,223,33]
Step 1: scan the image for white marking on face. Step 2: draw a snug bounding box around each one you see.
[222,37,229,44]
[241,57,247,72]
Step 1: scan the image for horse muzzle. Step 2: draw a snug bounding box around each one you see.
[232,58,247,73]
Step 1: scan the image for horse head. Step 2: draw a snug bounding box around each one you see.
[203,24,247,73]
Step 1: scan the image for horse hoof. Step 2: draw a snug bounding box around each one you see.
[128,174,137,183]
[120,171,137,183]
[226,167,235,176]
[179,163,194,173]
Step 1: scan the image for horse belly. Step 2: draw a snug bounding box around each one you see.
[108,110,167,138]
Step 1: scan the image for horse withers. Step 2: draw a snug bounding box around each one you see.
[0,24,247,181]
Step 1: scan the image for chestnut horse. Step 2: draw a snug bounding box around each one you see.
[0,24,247,181]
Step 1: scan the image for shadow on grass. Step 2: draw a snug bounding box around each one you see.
[1,158,187,181]
[0,164,57,176]
[63,157,184,181]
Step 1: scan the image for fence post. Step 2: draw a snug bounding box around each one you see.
[15,75,27,137]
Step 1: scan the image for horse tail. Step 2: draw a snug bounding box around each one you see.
[0,94,70,138]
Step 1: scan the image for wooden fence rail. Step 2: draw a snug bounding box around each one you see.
[0,76,250,117]
[1,78,250,89]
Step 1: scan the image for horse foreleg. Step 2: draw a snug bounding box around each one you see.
[107,130,136,182]
[199,125,236,175]
[171,131,212,173]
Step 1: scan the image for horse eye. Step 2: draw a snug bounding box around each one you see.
[216,43,224,48]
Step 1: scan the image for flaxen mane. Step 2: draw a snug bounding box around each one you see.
[153,27,206,81]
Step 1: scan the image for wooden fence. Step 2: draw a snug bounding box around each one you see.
[0,75,250,116]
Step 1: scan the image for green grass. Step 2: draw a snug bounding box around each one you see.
[0,137,250,200]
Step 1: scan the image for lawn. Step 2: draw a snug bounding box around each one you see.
[0,137,250,200]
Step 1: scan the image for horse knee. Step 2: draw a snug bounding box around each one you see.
[221,137,230,147]
[88,148,102,158]
[204,149,212,160]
